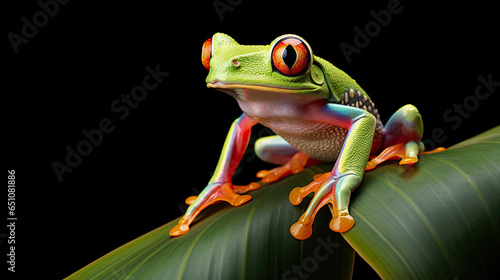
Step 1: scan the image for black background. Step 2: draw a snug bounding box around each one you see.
[4,0,498,279]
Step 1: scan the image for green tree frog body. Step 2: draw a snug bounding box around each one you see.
[170,33,444,240]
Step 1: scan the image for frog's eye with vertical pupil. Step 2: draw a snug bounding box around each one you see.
[202,38,212,70]
[271,36,312,77]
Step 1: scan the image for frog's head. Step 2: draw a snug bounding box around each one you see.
[202,33,332,102]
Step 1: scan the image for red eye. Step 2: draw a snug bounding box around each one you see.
[201,38,212,70]
[271,36,312,76]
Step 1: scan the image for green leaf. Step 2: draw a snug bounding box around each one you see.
[66,165,355,280]
[342,125,500,279]
[66,126,500,279]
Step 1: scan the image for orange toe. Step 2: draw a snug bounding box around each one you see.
[330,214,355,233]
[185,196,197,205]
[290,215,313,240]
[169,214,194,236]
[399,157,418,165]
[422,147,446,154]
[233,182,261,194]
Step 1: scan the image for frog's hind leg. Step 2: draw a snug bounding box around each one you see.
[366,104,445,170]
[255,135,320,183]
[383,104,424,147]
[255,135,299,165]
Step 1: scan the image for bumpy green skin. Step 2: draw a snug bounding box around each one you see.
[313,56,370,102]
[176,33,424,239]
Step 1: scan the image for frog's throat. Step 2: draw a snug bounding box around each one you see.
[207,81,314,94]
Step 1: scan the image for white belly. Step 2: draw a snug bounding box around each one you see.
[230,88,349,162]
[235,96,347,162]
[260,120,347,162]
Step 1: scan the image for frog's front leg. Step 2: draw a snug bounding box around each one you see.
[288,103,376,240]
[169,113,260,237]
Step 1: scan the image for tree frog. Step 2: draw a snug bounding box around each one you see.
[169,33,445,240]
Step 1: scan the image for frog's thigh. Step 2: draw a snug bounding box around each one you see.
[383,104,424,147]
[255,135,299,165]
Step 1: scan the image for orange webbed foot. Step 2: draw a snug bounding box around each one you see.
[366,143,406,170]
[289,172,356,239]
[169,183,255,237]
[257,152,318,183]
[366,142,446,171]
[289,173,329,206]
[289,173,331,240]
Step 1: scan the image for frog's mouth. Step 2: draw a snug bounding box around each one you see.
[207,81,315,102]
[207,81,302,93]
